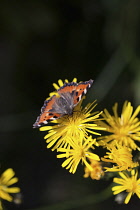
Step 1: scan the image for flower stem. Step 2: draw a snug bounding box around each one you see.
[30,184,113,210]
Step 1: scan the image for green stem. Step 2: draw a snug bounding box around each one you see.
[29,184,113,210]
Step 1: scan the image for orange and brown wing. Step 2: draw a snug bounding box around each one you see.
[57,79,93,106]
[57,82,77,95]
[33,96,62,128]
[73,79,93,105]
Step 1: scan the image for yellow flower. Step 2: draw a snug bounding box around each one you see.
[84,159,104,180]
[98,101,140,150]
[112,170,140,204]
[57,136,100,174]
[101,143,139,172]
[40,100,105,150]
[0,168,20,203]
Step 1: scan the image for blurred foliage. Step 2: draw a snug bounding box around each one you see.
[0,0,140,209]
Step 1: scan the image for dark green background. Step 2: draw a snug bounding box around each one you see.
[0,1,140,209]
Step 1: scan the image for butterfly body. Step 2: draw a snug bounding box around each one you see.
[50,92,74,115]
[33,79,93,128]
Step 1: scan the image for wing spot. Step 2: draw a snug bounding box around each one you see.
[48,113,53,116]
[72,90,75,95]
[76,97,80,102]
[43,121,48,124]
[84,89,87,94]
[75,91,78,96]
[81,91,85,97]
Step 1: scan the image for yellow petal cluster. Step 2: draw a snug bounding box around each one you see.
[57,136,100,174]
[0,168,20,202]
[98,101,140,150]
[84,159,104,180]
[40,100,105,151]
[102,143,139,172]
[112,170,140,204]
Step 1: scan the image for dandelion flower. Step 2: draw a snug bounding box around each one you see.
[57,136,100,174]
[84,159,104,180]
[112,170,140,204]
[98,101,140,150]
[101,143,139,172]
[0,168,20,203]
[40,101,105,150]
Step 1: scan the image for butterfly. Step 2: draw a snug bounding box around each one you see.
[33,79,93,128]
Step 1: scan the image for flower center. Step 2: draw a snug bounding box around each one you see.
[66,113,84,130]
[127,180,138,193]
[115,125,130,138]
[75,147,85,158]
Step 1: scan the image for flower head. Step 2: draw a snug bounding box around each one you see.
[0,168,20,203]
[40,101,105,150]
[112,170,140,204]
[101,143,139,172]
[84,159,104,180]
[98,101,140,150]
[57,136,100,174]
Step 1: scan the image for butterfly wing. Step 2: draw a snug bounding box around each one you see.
[57,82,77,95]
[55,79,93,114]
[73,79,93,105]
[33,96,62,128]
[57,79,93,106]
